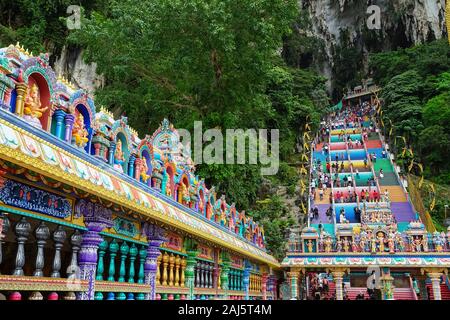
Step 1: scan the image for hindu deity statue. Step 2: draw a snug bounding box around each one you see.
[421,237,428,252]
[114,139,125,172]
[387,236,395,254]
[198,196,204,215]
[24,84,48,119]
[318,234,324,252]
[377,232,385,252]
[414,237,422,252]
[433,232,444,252]
[336,239,342,252]
[370,236,377,254]
[140,159,150,183]
[342,238,349,252]
[396,233,404,252]
[165,182,172,197]
[324,237,332,253]
[307,239,314,253]
[72,113,89,148]
[351,239,358,252]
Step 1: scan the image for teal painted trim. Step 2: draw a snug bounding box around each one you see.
[99,231,148,246]
[0,205,87,230]
[160,247,187,257]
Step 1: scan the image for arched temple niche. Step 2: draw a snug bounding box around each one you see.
[68,91,96,152]
[21,54,56,131]
[206,190,216,220]
[137,137,153,185]
[176,173,190,205]
[162,162,176,198]
[196,180,206,214]
[111,117,132,174]
[228,203,237,231]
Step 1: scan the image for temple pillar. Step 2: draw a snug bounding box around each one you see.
[287,269,300,300]
[64,113,75,143]
[76,200,113,300]
[134,157,142,181]
[108,141,116,165]
[93,143,101,157]
[14,83,27,117]
[77,221,109,300]
[243,260,251,300]
[128,154,136,178]
[422,268,447,300]
[328,268,349,301]
[184,239,198,300]
[262,273,268,300]
[380,267,394,300]
[53,109,66,140]
[143,223,166,300]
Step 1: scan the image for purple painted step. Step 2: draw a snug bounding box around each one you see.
[310,204,333,224]
[391,202,416,222]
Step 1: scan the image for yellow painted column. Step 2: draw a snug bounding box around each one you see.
[162,252,169,286]
[156,255,162,285]
[174,255,181,287]
[328,268,349,301]
[180,257,186,287]
[15,83,28,117]
[168,253,175,286]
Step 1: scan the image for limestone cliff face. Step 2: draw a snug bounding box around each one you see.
[300,0,447,90]
[52,46,104,96]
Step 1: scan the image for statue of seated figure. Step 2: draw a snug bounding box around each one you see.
[72,113,89,148]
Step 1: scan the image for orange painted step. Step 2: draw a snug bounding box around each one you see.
[365,140,382,149]
[383,186,407,202]
[313,188,332,205]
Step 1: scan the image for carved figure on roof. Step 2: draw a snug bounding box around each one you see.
[72,113,89,148]
[140,159,150,183]
[24,84,47,119]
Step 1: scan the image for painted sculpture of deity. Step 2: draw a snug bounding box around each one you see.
[377,232,385,252]
[307,239,314,253]
[351,239,358,252]
[72,113,89,148]
[342,238,349,252]
[324,237,332,253]
[24,84,48,119]
[114,139,125,172]
[140,159,150,183]
[387,236,395,253]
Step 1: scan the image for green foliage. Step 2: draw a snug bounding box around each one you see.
[250,196,295,260]
[371,40,450,229]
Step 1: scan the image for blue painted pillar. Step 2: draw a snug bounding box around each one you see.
[54,109,66,140]
[128,154,136,178]
[243,260,251,300]
[108,141,116,166]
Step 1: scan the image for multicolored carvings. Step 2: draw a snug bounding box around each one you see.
[0,44,265,250]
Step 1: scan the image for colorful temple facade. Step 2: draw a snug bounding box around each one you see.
[283,88,450,300]
[0,44,279,300]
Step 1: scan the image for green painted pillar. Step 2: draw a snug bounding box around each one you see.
[128,243,138,283]
[184,238,198,300]
[118,242,129,282]
[96,240,108,281]
[137,245,147,284]
[108,240,119,281]
[220,252,230,299]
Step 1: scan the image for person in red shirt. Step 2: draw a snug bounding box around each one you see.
[360,189,365,201]
[373,190,378,202]
[326,162,331,173]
